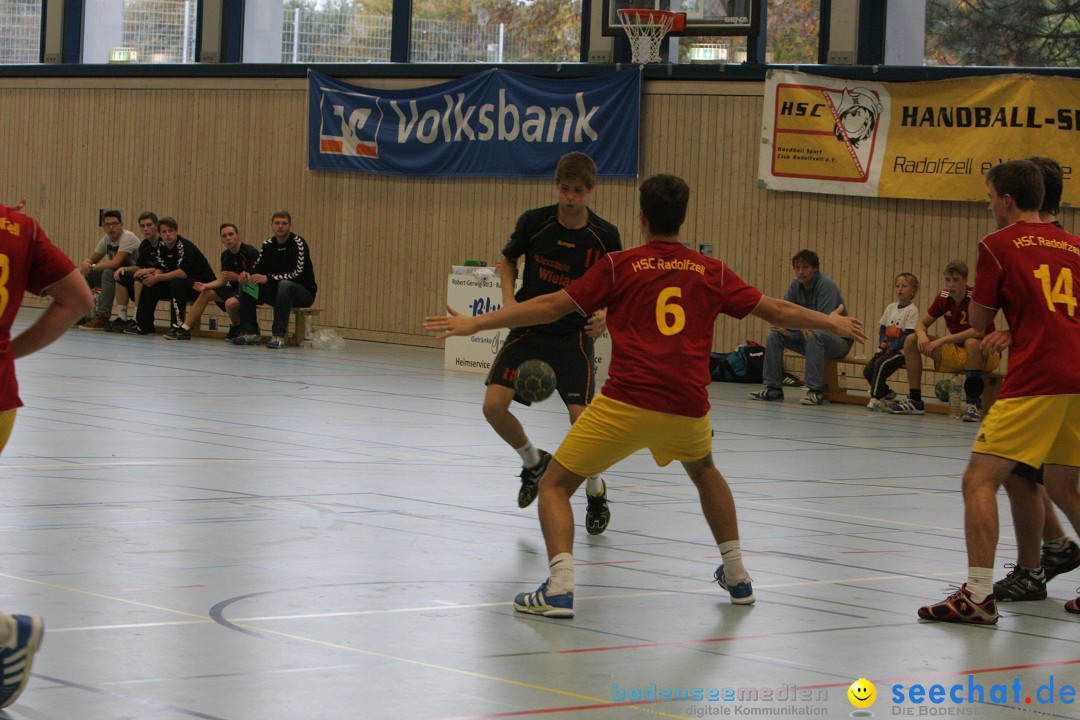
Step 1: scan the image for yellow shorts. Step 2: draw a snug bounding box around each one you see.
[973,395,1080,468]
[937,342,1000,374]
[554,393,713,478]
[0,409,15,453]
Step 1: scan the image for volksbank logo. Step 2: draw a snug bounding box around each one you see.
[323,89,600,153]
[319,94,381,158]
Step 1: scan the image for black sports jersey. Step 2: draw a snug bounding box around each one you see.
[155,236,216,283]
[501,205,621,333]
[220,243,260,288]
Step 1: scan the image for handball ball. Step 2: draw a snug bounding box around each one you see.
[514,359,557,403]
[935,379,951,402]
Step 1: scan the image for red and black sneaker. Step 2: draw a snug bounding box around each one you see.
[918,584,998,625]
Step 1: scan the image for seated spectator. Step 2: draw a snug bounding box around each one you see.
[748,249,853,405]
[76,210,139,330]
[111,211,160,333]
[128,217,215,335]
[865,273,920,411]
[166,223,259,340]
[887,260,999,420]
[231,211,317,349]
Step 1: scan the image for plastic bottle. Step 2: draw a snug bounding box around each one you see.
[949,373,962,417]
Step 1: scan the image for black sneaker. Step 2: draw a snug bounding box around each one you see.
[124,323,154,336]
[1042,539,1080,581]
[748,387,784,401]
[120,319,139,333]
[781,372,802,387]
[518,450,552,509]
[993,564,1047,602]
[164,326,191,341]
[225,324,242,340]
[103,317,125,333]
[585,480,611,535]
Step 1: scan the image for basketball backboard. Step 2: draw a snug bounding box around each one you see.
[603,0,759,36]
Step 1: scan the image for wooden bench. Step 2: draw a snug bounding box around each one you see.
[819,355,1004,414]
[191,307,321,347]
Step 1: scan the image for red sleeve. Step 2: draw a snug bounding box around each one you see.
[926,293,945,319]
[564,254,614,316]
[972,238,1003,310]
[716,263,764,320]
[26,220,76,295]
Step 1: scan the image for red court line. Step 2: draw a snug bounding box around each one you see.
[557,635,768,654]
[839,550,913,554]
[775,129,834,135]
[794,657,1080,692]
[436,697,674,719]
[573,560,642,566]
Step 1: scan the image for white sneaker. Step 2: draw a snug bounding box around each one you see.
[961,403,981,422]
[867,398,885,412]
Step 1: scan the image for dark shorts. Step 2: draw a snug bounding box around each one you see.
[487,327,595,407]
[210,285,238,309]
[1012,463,1044,484]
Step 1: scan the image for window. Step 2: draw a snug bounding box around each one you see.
[412,0,580,62]
[83,0,197,64]
[674,0,818,65]
[0,0,42,64]
[925,0,1080,67]
[243,1,391,63]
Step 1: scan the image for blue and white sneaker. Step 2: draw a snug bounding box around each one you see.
[265,337,285,349]
[229,333,260,346]
[0,614,44,708]
[961,403,981,422]
[714,565,755,605]
[513,580,574,618]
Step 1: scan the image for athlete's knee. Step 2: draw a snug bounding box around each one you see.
[482,396,511,423]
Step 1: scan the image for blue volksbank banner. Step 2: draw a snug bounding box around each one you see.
[308,69,640,177]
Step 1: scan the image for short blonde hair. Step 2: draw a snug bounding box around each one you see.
[895,272,919,291]
[944,260,968,279]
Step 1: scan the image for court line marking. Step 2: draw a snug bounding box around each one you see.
[42,572,966,633]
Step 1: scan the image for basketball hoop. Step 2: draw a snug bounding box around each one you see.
[617,8,685,65]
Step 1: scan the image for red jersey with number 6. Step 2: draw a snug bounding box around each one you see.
[565,241,763,417]
[973,220,1080,399]
[0,205,77,412]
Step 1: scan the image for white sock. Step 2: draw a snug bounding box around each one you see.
[118,306,128,320]
[547,552,574,594]
[515,441,540,469]
[967,567,994,602]
[586,475,604,496]
[718,540,748,581]
[180,323,190,331]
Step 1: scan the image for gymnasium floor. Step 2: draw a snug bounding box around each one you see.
[2,308,1078,720]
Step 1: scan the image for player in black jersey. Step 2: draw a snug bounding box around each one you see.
[166,223,260,340]
[485,152,622,534]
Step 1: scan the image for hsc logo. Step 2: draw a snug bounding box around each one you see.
[318,93,381,158]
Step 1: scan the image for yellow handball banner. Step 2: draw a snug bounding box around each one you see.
[758,70,1079,204]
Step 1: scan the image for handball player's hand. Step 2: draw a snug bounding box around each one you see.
[829,305,866,343]
[424,306,479,339]
[193,282,206,292]
[586,309,607,338]
[918,336,935,355]
[981,330,1012,353]
[10,197,26,212]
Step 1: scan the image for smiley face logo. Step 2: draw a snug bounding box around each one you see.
[847,678,876,708]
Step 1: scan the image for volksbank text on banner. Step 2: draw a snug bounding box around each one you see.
[759,70,1080,204]
[309,69,641,177]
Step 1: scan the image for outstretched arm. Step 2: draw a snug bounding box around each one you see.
[425,290,577,339]
[11,270,94,359]
[750,297,866,343]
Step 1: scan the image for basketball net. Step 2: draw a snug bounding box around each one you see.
[617,9,681,65]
